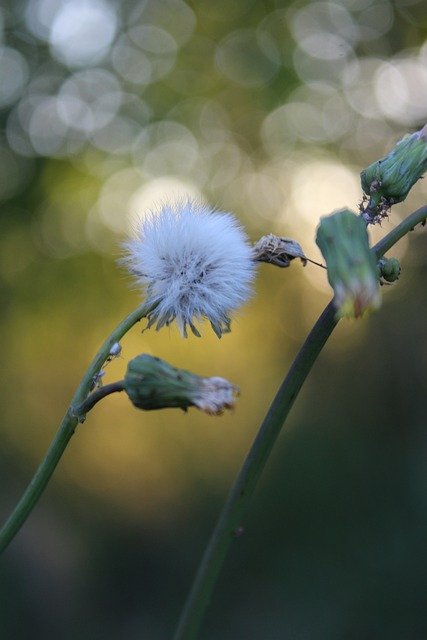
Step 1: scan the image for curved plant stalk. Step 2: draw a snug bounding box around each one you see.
[173,204,427,640]
[0,302,152,553]
[73,381,126,418]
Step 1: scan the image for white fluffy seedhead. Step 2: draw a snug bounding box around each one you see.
[123,200,255,337]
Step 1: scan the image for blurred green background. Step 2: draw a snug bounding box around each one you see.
[1,0,427,638]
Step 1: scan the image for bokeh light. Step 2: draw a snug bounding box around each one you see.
[1,1,427,637]
[3,0,426,245]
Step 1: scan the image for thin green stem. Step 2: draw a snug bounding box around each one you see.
[0,302,151,554]
[73,380,125,418]
[173,302,337,640]
[173,204,427,640]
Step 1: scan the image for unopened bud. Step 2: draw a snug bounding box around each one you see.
[316,209,381,319]
[124,354,238,415]
[361,124,427,222]
[378,257,401,283]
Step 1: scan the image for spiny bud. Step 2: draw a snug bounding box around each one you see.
[124,354,238,415]
[316,209,381,319]
[378,257,401,283]
[361,124,427,222]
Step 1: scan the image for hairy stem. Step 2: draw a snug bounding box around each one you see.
[173,204,427,640]
[0,302,151,553]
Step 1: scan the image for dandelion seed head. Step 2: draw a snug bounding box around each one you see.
[123,200,255,337]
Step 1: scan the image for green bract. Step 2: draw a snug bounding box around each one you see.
[316,209,381,319]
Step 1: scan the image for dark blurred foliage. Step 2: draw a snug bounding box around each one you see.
[0,0,427,638]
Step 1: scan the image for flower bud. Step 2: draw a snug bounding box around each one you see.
[378,257,401,283]
[316,209,381,318]
[124,354,238,415]
[361,124,427,221]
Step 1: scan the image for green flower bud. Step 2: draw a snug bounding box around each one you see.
[124,354,238,415]
[378,257,401,283]
[316,209,381,319]
[361,124,427,221]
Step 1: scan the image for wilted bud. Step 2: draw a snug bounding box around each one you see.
[361,124,427,222]
[316,209,381,319]
[378,257,401,283]
[252,234,307,267]
[124,354,238,415]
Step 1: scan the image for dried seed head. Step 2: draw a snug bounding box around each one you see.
[252,234,308,268]
[122,200,255,338]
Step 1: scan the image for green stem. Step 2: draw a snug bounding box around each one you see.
[173,204,427,640]
[73,380,125,419]
[373,205,427,258]
[0,302,151,554]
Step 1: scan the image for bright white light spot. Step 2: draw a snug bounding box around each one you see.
[91,117,140,154]
[289,2,359,46]
[97,168,144,233]
[95,171,204,236]
[49,0,117,67]
[128,24,177,55]
[288,159,361,226]
[128,177,203,230]
[57,69,122,133]
[340,117,394,154]
[132,121,198,171]
[374,58,427,125]
[25,0,63,40]
[342,57,384,118]
[261,84,352,153]
[279,158,362,294]
[112,41,152,85]
[298,32,352,60]
[112,27,177,85]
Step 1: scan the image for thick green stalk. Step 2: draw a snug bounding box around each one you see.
[173,204,427,640]
[0,302,151,553]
